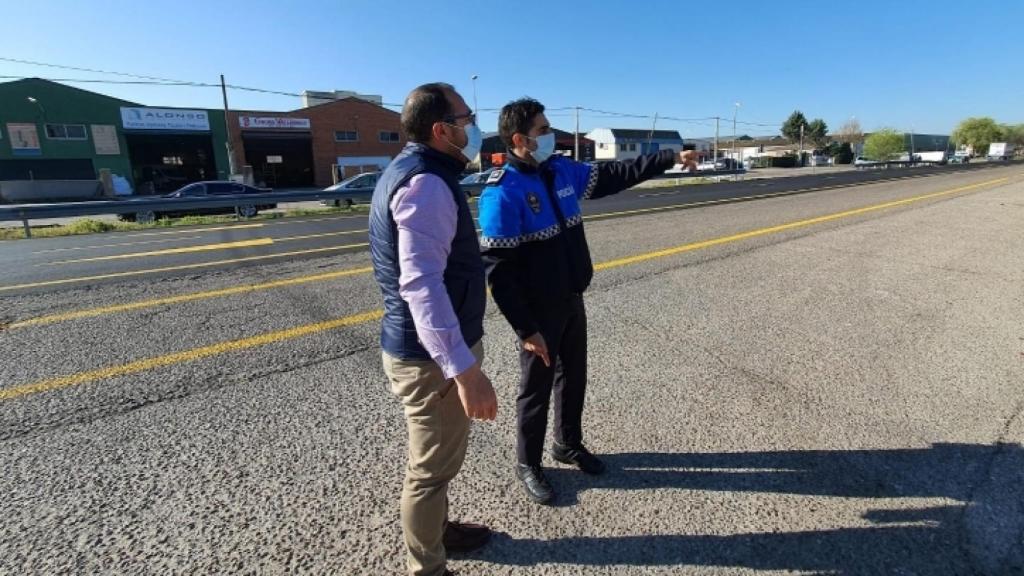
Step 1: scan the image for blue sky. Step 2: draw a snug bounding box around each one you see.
[2,0,1021,137]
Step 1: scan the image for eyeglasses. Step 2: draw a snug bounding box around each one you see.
[444,110,477,126]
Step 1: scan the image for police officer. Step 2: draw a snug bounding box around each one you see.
[478,98,698,504]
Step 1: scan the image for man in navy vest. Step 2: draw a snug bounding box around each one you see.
[369,83,497,576]
[478,98,698,505]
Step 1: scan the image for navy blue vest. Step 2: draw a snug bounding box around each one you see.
[369,143,486,361]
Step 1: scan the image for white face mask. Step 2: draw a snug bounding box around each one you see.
[529,133,556,164]
[446,122,482,162]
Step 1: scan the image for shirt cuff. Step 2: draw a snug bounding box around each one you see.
[437,342,478,380]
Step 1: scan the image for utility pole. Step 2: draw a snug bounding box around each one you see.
[732,102,741,177]
[574,106,580,161]
[732,102,740,168]
[714,116,720,163]
[220,74,238,178]
[799,123,805,167]
[647,112,658,153]
[909,127,915,162]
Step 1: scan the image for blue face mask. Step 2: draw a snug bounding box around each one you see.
[459,123,483,162]
[443,121,482,163]
[529,133,556,164]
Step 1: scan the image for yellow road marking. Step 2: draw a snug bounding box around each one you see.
[0,243,369,292]
[586,172,937,221]
[594,177,1007,270]
[273,229,368,242]
[1,175,1009,401]
[0,310,384,401]
[43,238,275,265]
[101,223,265,238]
[9,266,374,329]
[32,235,207,254]
[38,230,368,266]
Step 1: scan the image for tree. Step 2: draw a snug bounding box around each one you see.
[1000,123,1024,148]
[838,119,864,144]
[806,118,829,149]
[834,142,854,164]
[863,128,906,161]
[781,110,808,143]
[952,117,1004,155]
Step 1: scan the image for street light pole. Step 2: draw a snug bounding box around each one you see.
[26,96,46,121]
[800,123,805,167]
[470,74,480,170]
[470,74,479,115]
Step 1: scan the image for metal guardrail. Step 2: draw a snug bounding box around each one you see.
[853,160,943,170]
[654,169,746,179]
[0,183,487,238]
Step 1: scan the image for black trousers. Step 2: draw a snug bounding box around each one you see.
[516,293,588,466]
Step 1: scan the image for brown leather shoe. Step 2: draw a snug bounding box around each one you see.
[443,521,491,553]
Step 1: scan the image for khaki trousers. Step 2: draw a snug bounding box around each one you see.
[382,341,483,576]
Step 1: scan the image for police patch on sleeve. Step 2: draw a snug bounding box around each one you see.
[485,169,505,184]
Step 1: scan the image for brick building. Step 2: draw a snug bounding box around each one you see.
[227,97,404,188]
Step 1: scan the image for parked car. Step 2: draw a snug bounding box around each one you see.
[854,156,879,167]
[120,181,275,222]
[714,157,741,171]
[460,168,498,185]
[321,172,379,207]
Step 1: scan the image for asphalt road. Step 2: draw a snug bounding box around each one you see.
[0,160,1011,295]
[1,163,1022,575]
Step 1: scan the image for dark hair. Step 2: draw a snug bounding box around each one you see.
[499,98,546,148]
[401,83,455,143]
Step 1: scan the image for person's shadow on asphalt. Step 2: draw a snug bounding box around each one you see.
[461,443,1024,575]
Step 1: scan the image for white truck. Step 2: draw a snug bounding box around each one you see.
[987,142,1014,161]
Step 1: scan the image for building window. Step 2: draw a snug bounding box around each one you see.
[45,124,88,141]
[379,131,400,143]
[598,143,607,149]
[335,130,358,142]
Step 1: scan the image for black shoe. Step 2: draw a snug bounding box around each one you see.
[443,520,491,553]
[552,442,606,475]
[516,464,554,505]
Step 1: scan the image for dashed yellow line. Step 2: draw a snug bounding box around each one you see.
[99,223,265,238]
[0,243,369,292]
[0,310,384,402]
[273,229,368,242]
[42,238,275,265]
[594,177,1007,270]
[8,265,374,329]
[32,235,207,254]
[0,175,1009,402]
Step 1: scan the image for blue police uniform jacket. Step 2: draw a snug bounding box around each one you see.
[478,150,676,338]
[369,143,486,361]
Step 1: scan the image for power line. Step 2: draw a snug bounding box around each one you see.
[2,58,786,126]
[0,56,199,85]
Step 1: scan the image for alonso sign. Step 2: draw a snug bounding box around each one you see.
[121,107,210,131]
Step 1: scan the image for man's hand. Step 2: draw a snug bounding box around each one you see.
[678,149,700,171]
[453,363,498,421]
[522,332,551,367]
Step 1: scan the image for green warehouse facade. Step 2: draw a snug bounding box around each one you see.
[0,78,229,194]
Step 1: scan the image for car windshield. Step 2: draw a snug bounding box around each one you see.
[325,173,376,191]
